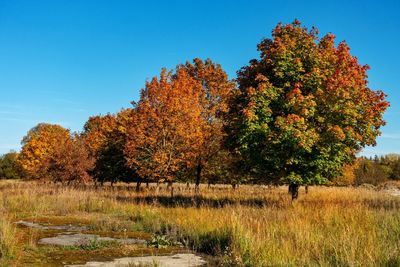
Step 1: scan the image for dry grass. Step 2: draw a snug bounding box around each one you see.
[0,204,17,266]
[0,180,400,266]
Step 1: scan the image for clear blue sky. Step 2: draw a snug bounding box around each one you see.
[0,0,399,156]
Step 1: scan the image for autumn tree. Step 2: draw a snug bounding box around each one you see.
[332,160,359,186]
[82,110,137,186]
[178,58,235,190]
[18,123,71,180]
[224,20,389,199]
[124,68,204,185]
[46,134,94,184]
[83,114,117,157]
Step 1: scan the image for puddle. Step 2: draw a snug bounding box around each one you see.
[65,253,206,267]
[39,233,147,246]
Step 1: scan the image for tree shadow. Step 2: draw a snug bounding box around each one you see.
[114,194,288,209]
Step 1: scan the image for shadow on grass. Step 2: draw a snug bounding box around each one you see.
[114,194,288,209]
[115,193,400,210]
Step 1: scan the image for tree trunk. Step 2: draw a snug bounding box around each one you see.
[288,184,300,200]
[195,163,202,193]
[167,181,174,198]
[136,181,141,192]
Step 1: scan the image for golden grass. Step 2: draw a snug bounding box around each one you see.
[0,212,17,266]
[0,180,400,266]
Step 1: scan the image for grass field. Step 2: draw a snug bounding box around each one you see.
[0,180,400,266]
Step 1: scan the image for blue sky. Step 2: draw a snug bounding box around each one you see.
[0,0,399,156]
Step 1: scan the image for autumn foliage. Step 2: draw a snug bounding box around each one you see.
[46,135,94,184]
[18,123,71,179]
[224,20,389,197]
[13,21,389,196]
[177,59,235,187]
[124,68,205,183]
[83,114,118,157]
[18,123,93,183]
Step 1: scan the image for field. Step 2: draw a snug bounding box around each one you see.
[1,180,400,267]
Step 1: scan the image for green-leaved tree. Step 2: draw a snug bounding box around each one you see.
[224,20,389,199]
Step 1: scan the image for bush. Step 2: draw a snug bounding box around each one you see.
[0,152,24,180]
[355,159,388,185]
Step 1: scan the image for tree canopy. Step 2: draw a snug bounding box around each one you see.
[18,123,93,183]
[177,58,236,188]
[82,110,137,185]
[0,152,25,180]
[18,123,71,179]
[124,68,205,183]
[224,20,389,197]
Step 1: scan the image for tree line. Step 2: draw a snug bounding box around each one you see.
[1,21,389,199]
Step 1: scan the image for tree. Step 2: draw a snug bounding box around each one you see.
[377,153,400,180]
[224,20,389,199]
[124,68,204,184]
[82,111,137,186]
[18,123,71,180]
[82,114,118,157]
[177,58,235,190]
[0,152,25,179]
[46,135,94,184]
[332,160,359,186]
[390,160,400,180]
[354,158,388,185]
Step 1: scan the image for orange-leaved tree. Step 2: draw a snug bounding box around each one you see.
[82,114,118,157]
[178,58,236,190]
[82,111,136,185]
[18,123,71,180]
[46,134,94,184]
[124,68,205,184]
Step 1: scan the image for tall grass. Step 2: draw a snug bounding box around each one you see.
[1,181,400,266]
[0,214,17,265]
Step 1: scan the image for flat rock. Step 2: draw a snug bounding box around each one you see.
[38,233,147,246]
[384,189,400,197]
[15,220,89,232]
[65,253,206,267]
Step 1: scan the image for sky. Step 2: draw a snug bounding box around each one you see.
[0,0,399,156]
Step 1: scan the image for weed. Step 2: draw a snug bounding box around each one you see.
[148,234,183,249]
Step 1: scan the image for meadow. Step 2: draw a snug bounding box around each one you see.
[1,180,400,266]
